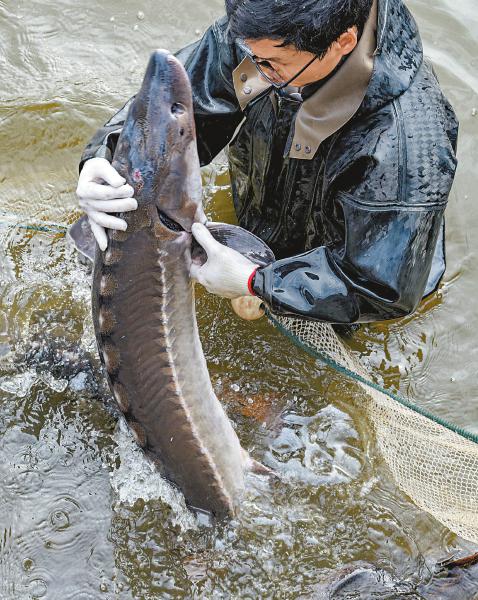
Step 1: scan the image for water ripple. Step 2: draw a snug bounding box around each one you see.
[1,0,477,596]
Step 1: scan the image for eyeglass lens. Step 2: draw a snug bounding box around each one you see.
[239,41,319,89]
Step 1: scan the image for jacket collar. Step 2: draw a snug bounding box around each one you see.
[233,54,271,111]
[363,0,423,113]
[232,0,377,160]
[289,0,377,159]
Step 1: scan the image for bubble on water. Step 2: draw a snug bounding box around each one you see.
[22,558,35,572]
[110,421,197,531]
[0,370,36,397]
[68,371,88,392]
[110,16,115,22]
[472,107,477,117]
[137,11,145,20]
[27,578,48,598]
[39,371,68,392]
[49,509,70,531]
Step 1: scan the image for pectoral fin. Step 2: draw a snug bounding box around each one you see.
[250,459,279,479]
[242,450,279,480]
[192,222,275,267]
[68,215,96,262]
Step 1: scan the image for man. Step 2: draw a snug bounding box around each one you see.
[76,0,458,323]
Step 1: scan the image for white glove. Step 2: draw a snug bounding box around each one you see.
[190,223,259,299]
[76,157,138,250]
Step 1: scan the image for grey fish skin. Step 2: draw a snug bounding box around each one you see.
[92,50,249,517]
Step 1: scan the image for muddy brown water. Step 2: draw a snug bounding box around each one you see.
[0,1,477,598]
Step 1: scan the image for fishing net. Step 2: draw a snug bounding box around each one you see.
[267,312,478,544]
[6,197,478,544]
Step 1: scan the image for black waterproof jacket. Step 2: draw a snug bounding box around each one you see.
[80,0,458,323]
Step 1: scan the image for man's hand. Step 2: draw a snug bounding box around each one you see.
[190,223,258,299]
[231,296,265,320]
[76,157,138,251]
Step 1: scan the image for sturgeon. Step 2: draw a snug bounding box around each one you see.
[88,50,274,517]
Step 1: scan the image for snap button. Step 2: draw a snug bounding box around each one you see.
[240,73,248,82]
[305,146,312,154]
[243,86,252,95]
[295,143,302,151]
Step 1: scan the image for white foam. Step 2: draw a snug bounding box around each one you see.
[0,370,37,397]
[109,420,198,531]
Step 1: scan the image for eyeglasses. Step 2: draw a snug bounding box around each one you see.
[238,41,320,89]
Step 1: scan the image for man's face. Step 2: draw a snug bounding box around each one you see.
[245,28,358,87]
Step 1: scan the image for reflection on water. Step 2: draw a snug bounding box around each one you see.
[1,0,478,598]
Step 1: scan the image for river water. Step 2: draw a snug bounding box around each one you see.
[0,1,477,598]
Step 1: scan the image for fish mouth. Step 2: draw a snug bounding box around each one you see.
[157,207,207,234]
[158,210,186,233]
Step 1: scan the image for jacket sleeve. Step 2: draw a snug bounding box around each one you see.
[253,87,458,323]
[80,16,243,171]
[252,200,446,323]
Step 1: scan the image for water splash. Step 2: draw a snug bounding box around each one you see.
[110,420,198,531]
[0,370,37,397]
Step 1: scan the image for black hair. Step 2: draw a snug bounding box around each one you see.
[226,0,374,58]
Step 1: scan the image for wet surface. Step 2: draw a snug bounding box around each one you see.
[1,0,478,598]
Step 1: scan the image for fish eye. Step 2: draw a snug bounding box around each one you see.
[171,102,186,115]
[179,128,185,136]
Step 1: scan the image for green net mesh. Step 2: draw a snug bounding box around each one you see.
[267,312,478,545]
[5,194,478,544]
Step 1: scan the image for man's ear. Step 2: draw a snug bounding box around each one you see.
[335,27,359,56]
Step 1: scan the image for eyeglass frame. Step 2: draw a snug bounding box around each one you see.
[237,40,322,89]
